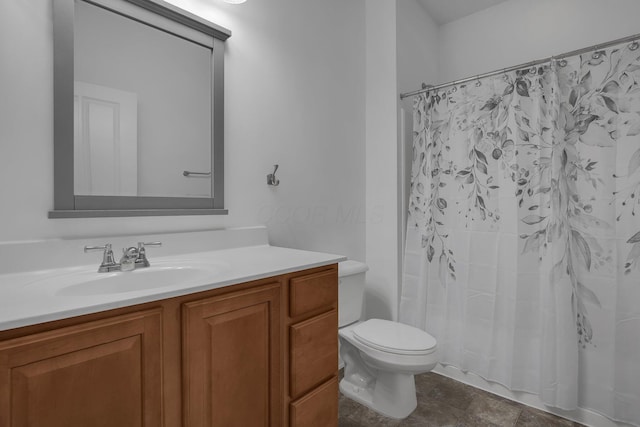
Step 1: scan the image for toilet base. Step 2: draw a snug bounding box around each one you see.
[338,320,437,419]
[339,371,418,419]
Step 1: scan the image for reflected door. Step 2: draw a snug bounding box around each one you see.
[74,81,138,196]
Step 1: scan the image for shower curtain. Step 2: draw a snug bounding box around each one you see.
[401,40,640,426]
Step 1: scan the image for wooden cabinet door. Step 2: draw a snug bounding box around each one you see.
[183,283,281,427]
[0,309,163,427]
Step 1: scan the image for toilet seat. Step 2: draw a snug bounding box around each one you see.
[353,319,436,356]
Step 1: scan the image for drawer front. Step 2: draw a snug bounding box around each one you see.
[290,376,338,427]
[289,269,337,318]
[289,309,338,399]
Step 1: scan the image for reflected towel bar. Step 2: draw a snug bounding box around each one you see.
[183,171,212,177]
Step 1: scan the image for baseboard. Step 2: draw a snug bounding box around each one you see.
[433,365,636,427]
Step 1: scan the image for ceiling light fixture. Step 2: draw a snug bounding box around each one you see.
[224,0,246,4]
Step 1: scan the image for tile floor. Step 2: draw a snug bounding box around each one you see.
[338,372,585,427]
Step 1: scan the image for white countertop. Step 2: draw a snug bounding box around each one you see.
[0,244,345,331]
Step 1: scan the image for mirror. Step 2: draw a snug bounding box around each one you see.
[50,0,230,218]
[75,1,213,198]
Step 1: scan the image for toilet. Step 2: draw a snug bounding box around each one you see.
[338,260,438,419]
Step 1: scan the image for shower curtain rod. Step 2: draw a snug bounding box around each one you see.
[399,31,640,100]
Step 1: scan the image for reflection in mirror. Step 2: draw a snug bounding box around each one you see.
[74,0,212,198]
[50,0,230,218]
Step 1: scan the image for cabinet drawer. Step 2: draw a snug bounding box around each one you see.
[290,376,338,427]
[289,269,337,318]
[290,309,337,398]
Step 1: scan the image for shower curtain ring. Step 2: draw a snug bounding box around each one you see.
[421,83,435,96]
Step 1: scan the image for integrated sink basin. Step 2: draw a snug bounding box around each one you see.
[0,227,347,332]
[25,261,229,297]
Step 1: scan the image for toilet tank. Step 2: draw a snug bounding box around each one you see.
[338,260,368,328]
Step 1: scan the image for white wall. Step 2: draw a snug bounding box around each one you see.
[0,0,365,262]
[363,0,400,321]
[397,0,439,108]
[360,0,440,322]
[396,0,439,310]
[438,0,640,83]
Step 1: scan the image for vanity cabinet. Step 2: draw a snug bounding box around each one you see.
[0,264,338,427]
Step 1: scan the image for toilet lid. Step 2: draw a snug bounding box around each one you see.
[353,319,437,355]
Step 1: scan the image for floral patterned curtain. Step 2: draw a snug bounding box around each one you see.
[401,40,640,426]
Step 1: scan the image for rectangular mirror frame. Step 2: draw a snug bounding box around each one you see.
[49,0,231,218]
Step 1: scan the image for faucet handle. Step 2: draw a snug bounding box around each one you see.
[136,242,162,268]
[84,243,111,252]
[84,244,118,272]
[138,241,162,249]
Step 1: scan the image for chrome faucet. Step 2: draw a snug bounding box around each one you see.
[119,247,139,271]
[84,244,119,273]
[84,241,162,272]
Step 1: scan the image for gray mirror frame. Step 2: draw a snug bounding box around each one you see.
[49,0,231,218]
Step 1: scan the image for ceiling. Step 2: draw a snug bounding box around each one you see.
[418,0,509,25]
